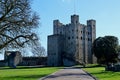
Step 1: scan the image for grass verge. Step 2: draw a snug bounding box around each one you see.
[83,65,120,80]
[0,66,60,80]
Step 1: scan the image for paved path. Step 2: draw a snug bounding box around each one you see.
[39,67,96,80]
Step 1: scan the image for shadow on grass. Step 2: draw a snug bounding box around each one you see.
[91,70,120,75]
[83,66,120,79]
[0,66,63,70]
[0,66,47,70]
[91,70,120,79]
[84,64,103,68]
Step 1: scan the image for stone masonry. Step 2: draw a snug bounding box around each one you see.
[47,14,96,66]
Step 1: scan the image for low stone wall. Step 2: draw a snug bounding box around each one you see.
[0,60,7,67]
[0,57,47,67]
[18,57,47,66]
[114,65,120,71]
[105,64,120,72]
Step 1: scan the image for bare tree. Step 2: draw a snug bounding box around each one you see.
[31,40,46,57]
[31,46,46,57]
[0,0,39,50]
[19,47,30,56]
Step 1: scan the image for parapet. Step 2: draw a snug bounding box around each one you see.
[53,20,63,27]
[87,19,96,26]
[71,14,79,24]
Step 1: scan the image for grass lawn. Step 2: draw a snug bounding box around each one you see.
[83,66,120,80]
[0,66,60,80]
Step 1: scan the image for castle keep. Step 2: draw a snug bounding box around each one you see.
[47,14,96,66]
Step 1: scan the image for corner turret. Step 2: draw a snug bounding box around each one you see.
[71,14,79,24]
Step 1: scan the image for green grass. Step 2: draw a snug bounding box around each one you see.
[0,66,60,80]
[83,66,120,80]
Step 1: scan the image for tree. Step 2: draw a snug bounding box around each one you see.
[0,0,39,50]
[31,40,46,57]
[19,46,31,56]
[92,36,119,65]
[31,45,46,57]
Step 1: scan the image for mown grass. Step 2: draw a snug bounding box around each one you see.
[0,66,60,80]
[83,65,120,80]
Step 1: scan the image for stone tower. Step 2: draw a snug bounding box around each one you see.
[47,14,96,66]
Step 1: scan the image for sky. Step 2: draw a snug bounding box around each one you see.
[31,0,120,49]
[1,0,120,59]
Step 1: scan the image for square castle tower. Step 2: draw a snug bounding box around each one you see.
[47,14,96,66]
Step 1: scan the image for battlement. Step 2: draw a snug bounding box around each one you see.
[71,14,79,24]
[48,14,97,66]
[87,19,96,26]
[53,20,63,27]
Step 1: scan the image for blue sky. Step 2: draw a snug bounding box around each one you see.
[1,0,120,59]
[31,0,120,50]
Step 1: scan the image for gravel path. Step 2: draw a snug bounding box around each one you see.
[39,67,96,80]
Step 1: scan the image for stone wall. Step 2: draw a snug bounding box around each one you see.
[4,51,22,68]
[47,34,64,66]
[0,60,7,67]
[19,57,47,66]
[0,51,47,67]
[47,14,97,66]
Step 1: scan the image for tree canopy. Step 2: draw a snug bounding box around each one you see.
[92,36,119,64]
[0,0,39,50]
